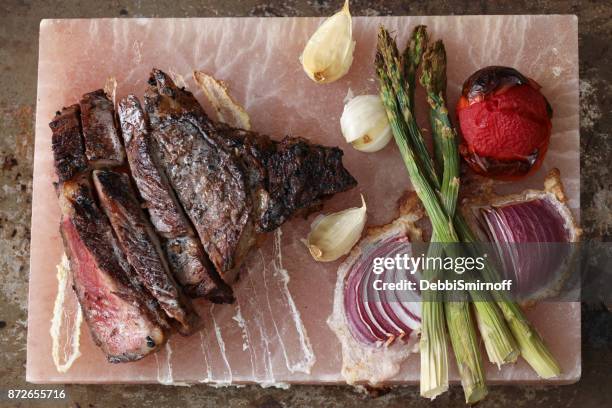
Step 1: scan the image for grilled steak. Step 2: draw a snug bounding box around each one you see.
[220,127,358,232]
[79,89,125,166]
[49,105,88,182]
[49,68,357,364]
[145,69,357,276]
[145,69,255,278]
[118,95,234,302]
[58,177,166,363]
[93,169,201,335]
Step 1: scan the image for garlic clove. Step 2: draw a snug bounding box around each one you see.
[341,94,392,152]
[351,119,392,152]
[300,0,355,84]
[304,194,367,262]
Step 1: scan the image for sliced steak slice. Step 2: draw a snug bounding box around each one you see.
[93,169,201,335]
[164,236,234,302]
[144,69,255,278]
[118,95,234,302]
[49,104,88,182]
[118,95,191,238]
[79,89,125,167]
[58,177,166,363]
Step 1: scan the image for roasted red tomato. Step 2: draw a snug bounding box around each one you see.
[456,66,553,180]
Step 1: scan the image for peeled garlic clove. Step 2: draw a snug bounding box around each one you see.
[304,195,367,262]
[351,125,392,152]
[341,94,392,152]
[300,0,355,84]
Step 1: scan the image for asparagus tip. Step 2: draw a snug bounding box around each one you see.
[420,40,448,97]
[406,25,430,65]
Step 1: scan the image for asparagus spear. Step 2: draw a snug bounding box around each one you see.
[380,27,489,401]
[377,50,451,399]
[420,41,519,375]
[419,41,459,213]
[379,28,439,192]
[419,40,487,403]
[378,27,450,398]
[418,245,450,399]
[402,25,428,112]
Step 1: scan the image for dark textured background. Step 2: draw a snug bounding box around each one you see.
[0,1,610,407]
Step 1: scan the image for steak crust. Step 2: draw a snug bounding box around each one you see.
[216,127,358,232]
[49,104,88,182]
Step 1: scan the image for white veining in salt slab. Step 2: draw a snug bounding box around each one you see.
[232,305,250,352]
[28,16,579,384]
[197,332,213,383]
[211,306,233,385]
[238,262,279,384]
[154,342,175,385]
[262,229,315,374]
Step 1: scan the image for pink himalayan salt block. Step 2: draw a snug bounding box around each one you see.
[28,15,579,384]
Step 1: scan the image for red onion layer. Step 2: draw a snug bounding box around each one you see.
[344,234,421,347]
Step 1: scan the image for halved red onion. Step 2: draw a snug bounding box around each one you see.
[344,234,421,347]
[477,172,580,302]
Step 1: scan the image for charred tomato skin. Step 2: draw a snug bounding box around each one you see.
[456,66,553,180]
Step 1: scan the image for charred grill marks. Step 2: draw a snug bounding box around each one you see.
[50,105,88,182]
[220,128,358,232]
